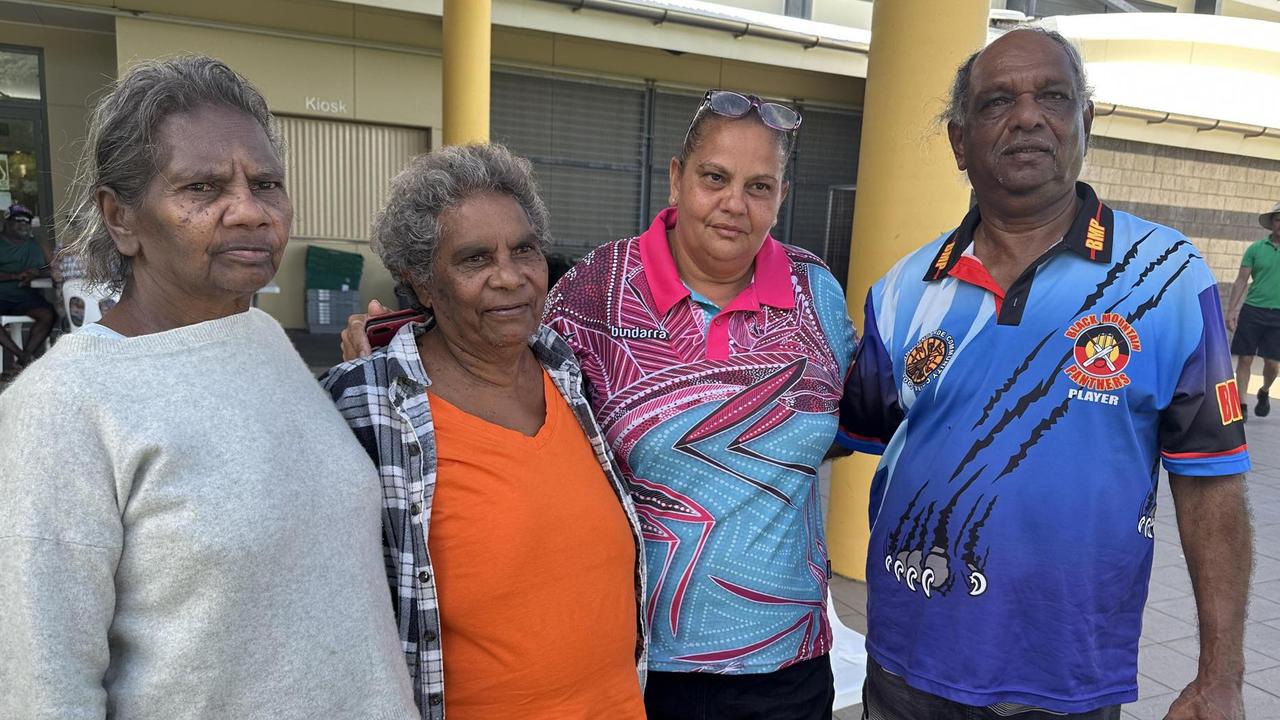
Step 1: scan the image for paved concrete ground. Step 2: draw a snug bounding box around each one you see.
[825,389,1280,719]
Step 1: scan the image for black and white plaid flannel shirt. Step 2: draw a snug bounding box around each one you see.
[321,321,648,720]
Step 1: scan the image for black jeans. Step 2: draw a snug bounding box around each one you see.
[863,658,1121,720]
[645,654,835,720]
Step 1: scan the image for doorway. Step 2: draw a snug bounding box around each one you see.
[0,44,52,236]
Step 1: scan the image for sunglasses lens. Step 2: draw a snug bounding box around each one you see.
[759,102,801,131]
[708,91,753,118]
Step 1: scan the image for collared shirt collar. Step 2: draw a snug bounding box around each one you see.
[382,316,584,402]
[924,181,1115,283]
[638,207,795,315]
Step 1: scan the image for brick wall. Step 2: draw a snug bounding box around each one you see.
[1081,137,1280,284]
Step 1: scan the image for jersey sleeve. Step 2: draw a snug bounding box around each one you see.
[1159,282,1250,476]
[837,289,904,455]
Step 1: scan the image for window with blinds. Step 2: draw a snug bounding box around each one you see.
[276,115,430,242]
[491,70,861,285]
[491,72,646,256]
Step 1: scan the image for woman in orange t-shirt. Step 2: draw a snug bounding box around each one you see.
[322,144,646,720]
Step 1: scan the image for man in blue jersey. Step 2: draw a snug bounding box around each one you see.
[840,28,1252,720]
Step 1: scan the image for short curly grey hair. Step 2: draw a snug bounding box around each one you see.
[61,55,282,292]
[372,143,551,303]
[942,27,1093,128]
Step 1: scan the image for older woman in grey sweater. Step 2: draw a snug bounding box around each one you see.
[0,57,416,719]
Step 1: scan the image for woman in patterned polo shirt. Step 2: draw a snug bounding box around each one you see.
[542,91,856,720]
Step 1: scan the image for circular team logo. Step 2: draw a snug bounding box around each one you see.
[904,330,954,391]
[1064,313,1141,392]
[1072,325,1131,379]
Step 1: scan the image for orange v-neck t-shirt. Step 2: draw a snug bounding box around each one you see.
[426,371,644,720]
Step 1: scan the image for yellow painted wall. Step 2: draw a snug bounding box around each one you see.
[1223,0,1280,22]
[712,0,784,13]
[492,27,864,106]
[77,0,368,40]
[0,21,115,236]
[812,0,874,28]
[114,17,442,129]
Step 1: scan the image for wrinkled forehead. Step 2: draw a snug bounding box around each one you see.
[968,32,1077,97]
[152,104,282,173]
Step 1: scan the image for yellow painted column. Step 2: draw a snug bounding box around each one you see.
[442,0,491,146]
[828,0,989,580]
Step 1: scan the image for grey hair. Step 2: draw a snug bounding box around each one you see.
[371,143,551,304]
[60,55,282,292]
[942,27,1093,128]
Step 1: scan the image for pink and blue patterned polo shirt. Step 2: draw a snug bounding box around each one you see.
[544,208,856,674]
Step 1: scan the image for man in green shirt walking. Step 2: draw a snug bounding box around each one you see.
[1227,200,1280,420]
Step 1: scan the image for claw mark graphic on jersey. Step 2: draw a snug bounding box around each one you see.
[879,236,1200,602]
[973,230,1156,428]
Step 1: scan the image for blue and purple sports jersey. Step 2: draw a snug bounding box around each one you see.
[838,183,1249,713]
[545,208,856,674]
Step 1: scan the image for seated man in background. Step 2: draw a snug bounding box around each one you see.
[0,203,55,372]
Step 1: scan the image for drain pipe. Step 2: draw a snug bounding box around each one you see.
[1094,102,1280,140]
[532,0,870,53]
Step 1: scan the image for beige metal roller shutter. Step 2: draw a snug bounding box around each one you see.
[277,116,430,242]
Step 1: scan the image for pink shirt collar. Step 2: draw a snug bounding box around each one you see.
[637,207,795,316]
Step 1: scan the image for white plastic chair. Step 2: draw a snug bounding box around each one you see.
[2,314,34,350]
[60,278,119,332]
[829,589,868,711]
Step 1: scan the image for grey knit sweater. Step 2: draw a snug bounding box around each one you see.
[0,309,417,719]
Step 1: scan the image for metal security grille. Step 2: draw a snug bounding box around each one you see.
[277,115,430,241]
[647,89,702,224]
[492,70,861,281]
[791,106,862,286]
[824,186,856,292]
[491,71,646,255]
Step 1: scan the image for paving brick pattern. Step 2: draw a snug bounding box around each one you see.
[826,405,1280,719]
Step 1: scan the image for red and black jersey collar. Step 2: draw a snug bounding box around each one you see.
[924,182,1115,282]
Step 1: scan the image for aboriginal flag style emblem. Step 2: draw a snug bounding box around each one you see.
[1064,313,1142,391]
[904,330,955,391]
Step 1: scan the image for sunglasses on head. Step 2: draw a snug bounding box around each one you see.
[698,90,802,133]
